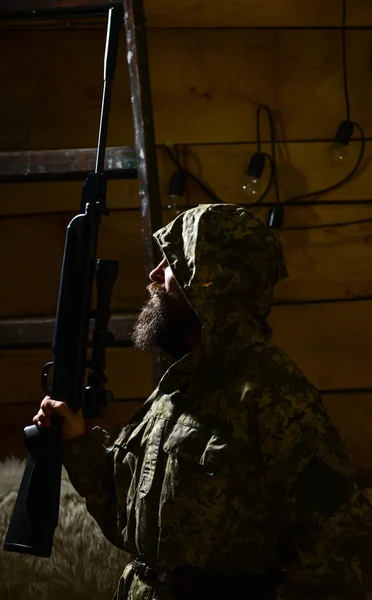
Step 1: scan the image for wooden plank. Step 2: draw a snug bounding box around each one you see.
[0,142,371,217]
[2,0,372,28]
[0,28,134,150]
[323,392,372,486]
[144,0,372,28]
[0,146,137,182]
[3,297,372,391]
[0,314,136,348]
[0,399,143,459]
[271,301,372,391]
[348,3,372,27]
[0,0,111,14]
[1,203,372,318]
[176,142,372,205]
[0,347,153,404]
[120,24,372,143]
[275,203,372,302]
[0,211,148,317]
[0,179,141,215]
[2,391,372,489]
[1,300,371,404]
[1,29,372,147]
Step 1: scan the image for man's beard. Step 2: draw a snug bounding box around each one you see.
[132,283,201,360]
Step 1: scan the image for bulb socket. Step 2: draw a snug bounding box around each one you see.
[268,205,284,229]
[247,152,266,178]
[169,170,187,196]
[334,120,354,146]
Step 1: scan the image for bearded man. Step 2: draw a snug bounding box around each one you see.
[33,204,372,600]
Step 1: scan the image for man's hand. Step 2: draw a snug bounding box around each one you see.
[33,396,85,441]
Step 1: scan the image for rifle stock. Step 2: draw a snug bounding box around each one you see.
[3,5,123,558]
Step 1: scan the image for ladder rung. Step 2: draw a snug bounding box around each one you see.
[0,146,138,182]
[0,315,136,349]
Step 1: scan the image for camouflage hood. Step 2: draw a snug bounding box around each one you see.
[153,204,288,355]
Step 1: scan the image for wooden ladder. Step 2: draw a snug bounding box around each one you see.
[0,0,162,351]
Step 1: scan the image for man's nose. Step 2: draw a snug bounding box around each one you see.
[149,259,166,283]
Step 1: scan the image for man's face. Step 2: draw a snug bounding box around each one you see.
[132,257,201,358]
[151,257,180,296]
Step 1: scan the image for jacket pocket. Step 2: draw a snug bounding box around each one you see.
[163,421,232,475]
[157,422,236,567]
[159,422,232,532]
[114,419,148,453]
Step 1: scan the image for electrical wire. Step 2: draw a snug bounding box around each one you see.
[163,139,372,229]
[165,140,274,207]
[283,0,364,207]
[164,145,223,204]
[257,152,274,203]
[155,136,369,147]
[164,1,369,231]
[279,0,370,229]
[254,104,280,205]
[283,121,366,205]
[281,217,372,230]
[281,127,371,228]
[341,0,350,122]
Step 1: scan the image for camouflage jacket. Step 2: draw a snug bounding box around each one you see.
[62,205,372,600]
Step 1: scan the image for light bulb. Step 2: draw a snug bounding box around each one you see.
[267,205,284,229]
[242,176,261,200]
[167,170,187,219]
[329,142,348,163]
[329,120,353,164]
[167,194,183,216]
[242,152,266,202]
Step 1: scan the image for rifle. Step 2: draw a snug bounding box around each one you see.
[3,5,123,558]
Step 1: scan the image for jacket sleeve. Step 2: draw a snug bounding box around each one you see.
[256,390,372,600]
[61,426,131,550]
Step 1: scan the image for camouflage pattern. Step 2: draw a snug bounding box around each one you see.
[62,204,372,599]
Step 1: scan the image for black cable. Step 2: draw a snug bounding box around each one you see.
[173,145,181,164]
[163,141,372,228]
[281,216,372,230]
[256,152,274,204]
[256,108,262,155]
[164,145,223,204]
[279,13,368,236]
[267,0,369,229]
[260,106,279,203]
[164,7,366,232]
[282,0,362,208]
[252,104,280,205]
[155,136,368,147]
[148,26,372,31]
[283,121,366,205]
[280,123,371,229]
[257,105,276,180]
[255,105,284,226]
[341,0,350,122]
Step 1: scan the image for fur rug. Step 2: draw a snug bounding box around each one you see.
[0,457,128,600]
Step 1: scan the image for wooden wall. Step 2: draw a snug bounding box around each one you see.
[1,0,372,483]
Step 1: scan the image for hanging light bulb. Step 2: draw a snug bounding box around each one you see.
[329,120,354,163]
[243,176,260,200]
[167,169,187,217]
[242,152,266,201]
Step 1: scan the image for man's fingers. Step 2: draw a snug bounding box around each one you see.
[35,396,85,440]
[41,396,58,410]
[41,396,70,418]
[32,409,51,428]
[33,396,71,429]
